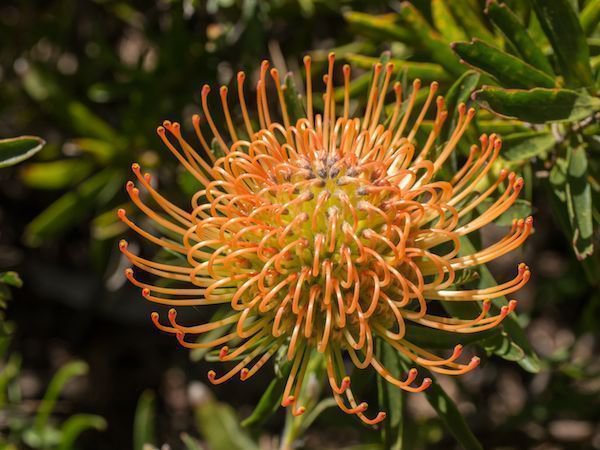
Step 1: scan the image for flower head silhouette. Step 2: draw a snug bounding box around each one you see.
[119,54,531,424]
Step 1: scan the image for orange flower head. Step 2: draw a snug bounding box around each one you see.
[119,54,532,424]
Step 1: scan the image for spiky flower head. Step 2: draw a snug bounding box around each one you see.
[119,54,532,424]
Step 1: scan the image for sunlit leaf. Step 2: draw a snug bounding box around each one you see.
[452,40,555,89]
[485,0,554,76]
[431,0,467,43]
[345,53,451,82]
[447,0,496,44]
[0,136,45,168]
[501,131,555,161]
[530,0,594,88]
[344,11,413,43]
[581,0,600,36]
[474,86,600,123]
[398,2,466,76]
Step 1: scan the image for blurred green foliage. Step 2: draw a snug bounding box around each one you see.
[1,1,600,449]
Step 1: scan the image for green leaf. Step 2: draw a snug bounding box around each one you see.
[530,0,594,88]
[181,433,205,450]
[345,53,451,83]
[581,0,600,36]
[20,159,94,190]
[447,0,496,43]
[404,324,502,350]
[398,2,466,76]
[476,198,532,226]
[24,168,124,246]
[195,399,259,450]
[0,136,46,168]
[566,145,594,259]
[476,119,530,134]
[485,0,554,76]
[474,86,600,123]
[283,73,305,124]
[134,390,156,450]
[241,363,291,428]
[431,0,468,43]
[344,12,414,43]
[452,40,555,89]
[442,70,481,140]
[0,353,21,408]
[549,159,600,282]
[501,131,555,161]
[376,341,404,450]
[401,360,482,450]
[58,414,107,450]
[0,271,23,288]
[35,361,88,436]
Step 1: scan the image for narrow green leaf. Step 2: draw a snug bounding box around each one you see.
[35,361,88,435]
[403,361,482,450]
[345,53,451,82]
[20,159,94,190]
[24,168,123,246]
[376,341,404,450]
[398,2,466,76]
[581,0,600,36]
[566,145,594,259]
[58,414,107,450]
[283,73,305,124]
[476,198,532,226]
[0,136,45,168]
[344,12,414,43]
[485,0,554,75]
[442,70,481,140]
[195,399,259,450]
[241,363,291,428]
[452,40,555,89]
[447,0,496,43]
[0,272,23,288]
[134,390,156,450]
[431,0,468,43]
[530,0,594,88]
[501,131,555,161]
[180,433,205,450]
[477,119,530,134]
[549,159,600,282]
[404,324,501,350]
[0,354,21,408]
[474,86,600,123]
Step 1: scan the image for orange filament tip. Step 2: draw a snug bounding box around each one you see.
[142,288,150,297]
[117,209,126,218]
[119,240,128,249]
[240,368,249,380]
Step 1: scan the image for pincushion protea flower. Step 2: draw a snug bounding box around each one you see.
[118,53,532,424]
